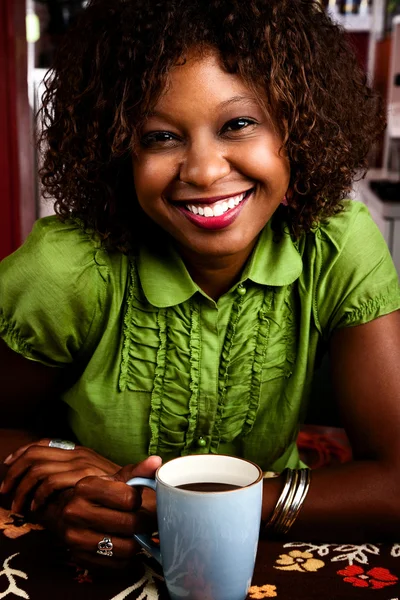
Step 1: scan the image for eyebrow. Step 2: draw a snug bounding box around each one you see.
[148,94,261,119]
[217,95,261,110]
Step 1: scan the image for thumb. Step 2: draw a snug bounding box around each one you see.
[112,455,163,484]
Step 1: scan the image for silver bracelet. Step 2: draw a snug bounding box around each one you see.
[264,468,311,537]
[275,468,311,535]
[263,468,295,533]
[273,469,300,534]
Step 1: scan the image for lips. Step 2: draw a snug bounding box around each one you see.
[173,188,254,231]
[185,190,247,218]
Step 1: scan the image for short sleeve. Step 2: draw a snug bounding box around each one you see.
[313,201,400,338]
[0,217,109,366]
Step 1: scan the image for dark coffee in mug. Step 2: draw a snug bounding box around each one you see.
[176,482,242,492]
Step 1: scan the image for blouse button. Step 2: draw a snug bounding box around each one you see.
[197,437,207,448]
[237,284,246,296]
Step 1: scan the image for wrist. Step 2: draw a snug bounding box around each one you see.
[262,469,311,537]
[261,474,285,524]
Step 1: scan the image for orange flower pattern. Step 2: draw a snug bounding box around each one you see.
[249,583,278,598]
[275,550,325,573]
[0,507,44,539]
[1,504,400,599]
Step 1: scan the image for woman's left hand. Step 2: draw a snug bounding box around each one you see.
[0,439,120,514]
[37,456,162,569]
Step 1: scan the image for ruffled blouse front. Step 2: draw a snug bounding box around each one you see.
[119,260,298,465]
[0,202,399,470]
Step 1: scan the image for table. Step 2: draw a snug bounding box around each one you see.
[0,465,399,600]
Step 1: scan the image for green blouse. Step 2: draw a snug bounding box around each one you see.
[1,201,399,470]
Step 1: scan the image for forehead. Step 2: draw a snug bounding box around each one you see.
[152,50,261,113]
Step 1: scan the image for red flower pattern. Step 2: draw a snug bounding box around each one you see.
[337,565,398,589]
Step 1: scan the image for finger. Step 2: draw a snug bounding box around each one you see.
[1,451,83,496]
[2,453,83,497]
[112,456,162,484]
[62,496,157,535]
[64,527,139,560]
[1,444,111,497]
[9,461,86,513]
[72,477,142,512]
[3,439,76,465]
[69,455,162,511]
[31,467,109,511]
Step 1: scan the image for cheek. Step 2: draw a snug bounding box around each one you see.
[133,159,158,201]
[236,140,290,192]
[133,156,178,207]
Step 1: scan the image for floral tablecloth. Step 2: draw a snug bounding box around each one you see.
[0,438,399,600]
[0,500,399,600]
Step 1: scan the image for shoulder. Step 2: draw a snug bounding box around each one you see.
[303,201,400,336]
[300,200,390,274]
[1,216,127,289]
[0,217,130,364]
[0,215,132,323]
[17,216,107,278]
[316,200,378,252]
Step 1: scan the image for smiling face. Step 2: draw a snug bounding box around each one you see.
[133,50,290,269]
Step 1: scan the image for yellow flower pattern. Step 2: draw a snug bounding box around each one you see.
[0,507,44,539]
[274,550,325,573]
[248,584,278,598]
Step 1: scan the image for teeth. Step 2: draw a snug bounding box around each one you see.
[185,191,248,217]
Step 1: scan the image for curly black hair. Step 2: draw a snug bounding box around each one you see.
[39,0,386,251]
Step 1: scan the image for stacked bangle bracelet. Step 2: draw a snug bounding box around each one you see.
[263,468,311,536]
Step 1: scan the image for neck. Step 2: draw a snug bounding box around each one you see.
[177,242,257,301]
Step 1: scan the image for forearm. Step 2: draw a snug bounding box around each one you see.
[262,459,400,542]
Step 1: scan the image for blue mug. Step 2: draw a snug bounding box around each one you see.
[127,454,263,600]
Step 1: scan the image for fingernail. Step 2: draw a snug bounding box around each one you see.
[11,501,16,513]
[0,482,4,493]
[30,500,36,511]
[3,454,13,465]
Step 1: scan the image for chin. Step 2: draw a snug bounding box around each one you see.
[181,235,256,260]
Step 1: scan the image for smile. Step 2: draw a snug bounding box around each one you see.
[174,188,254,231]
[183,188,253,218]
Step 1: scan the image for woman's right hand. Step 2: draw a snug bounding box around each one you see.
[1,440,121,514]
[40,456,162,569]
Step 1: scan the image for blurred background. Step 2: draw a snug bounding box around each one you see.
[1,0,400,269]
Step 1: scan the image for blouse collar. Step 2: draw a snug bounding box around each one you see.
[137,221,303,308]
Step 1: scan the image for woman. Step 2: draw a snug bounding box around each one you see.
[1,0,400,569]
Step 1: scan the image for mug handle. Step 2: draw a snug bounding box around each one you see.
[126,476,161,565]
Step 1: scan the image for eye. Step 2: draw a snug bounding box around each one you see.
[220,117,258,135]
[140,131,180,148]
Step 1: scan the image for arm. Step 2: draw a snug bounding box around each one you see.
[261,310,400,541]
[0,338,60,459]
[0,340,160,571]
[0,339,119,512]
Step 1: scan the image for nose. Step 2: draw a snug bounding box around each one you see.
[179,139,231,188]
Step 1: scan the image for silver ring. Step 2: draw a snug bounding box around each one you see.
[97,536,113,557]
[48,439,76,450]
